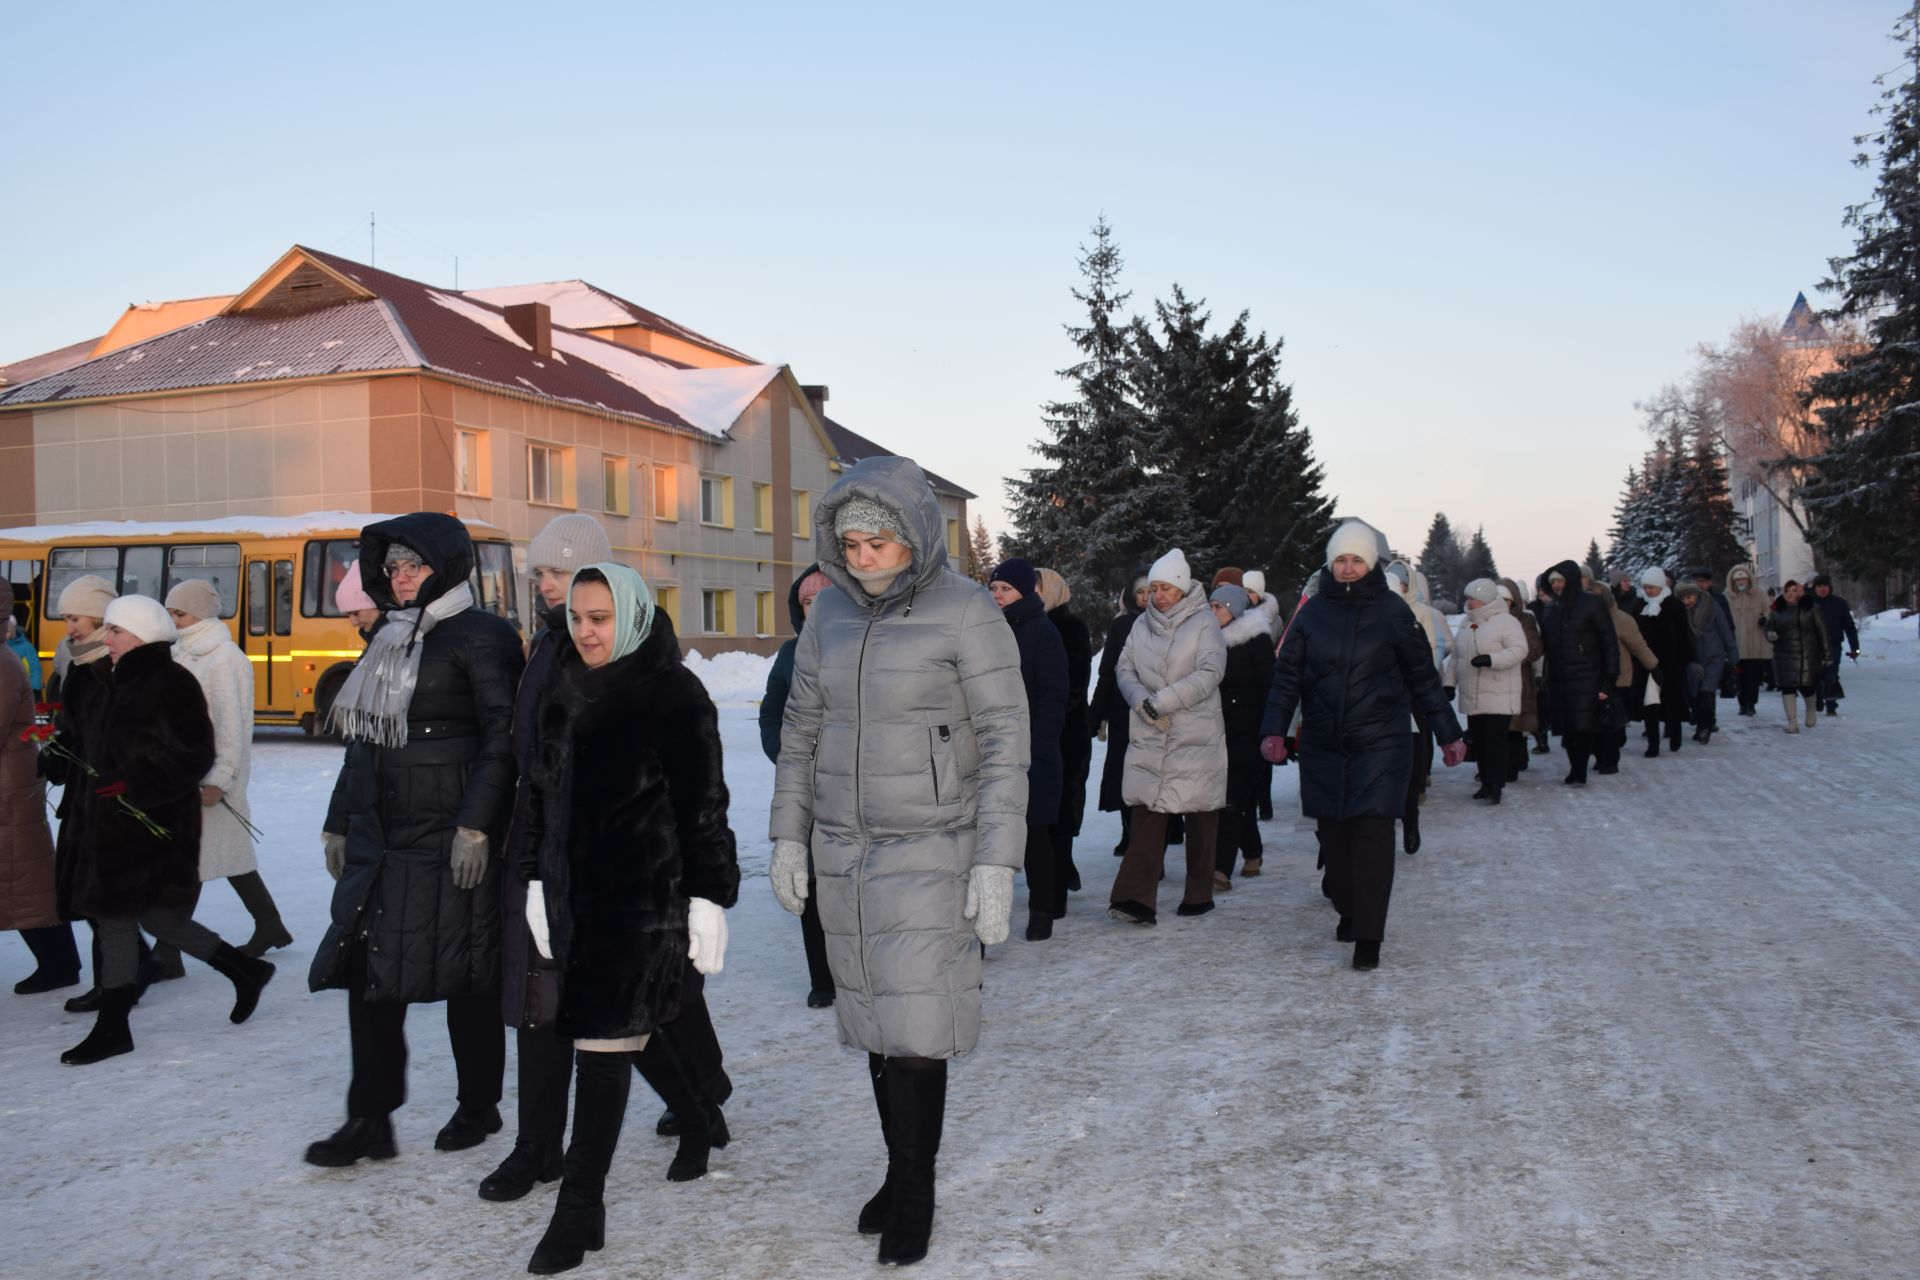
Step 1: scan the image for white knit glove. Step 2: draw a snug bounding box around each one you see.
[770,839,810,916]
[526,880,551,960]
[687,897,728,975]
[450,827,490,890]
[963,864,1014,946]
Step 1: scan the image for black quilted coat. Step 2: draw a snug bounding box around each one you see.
[311,514,525,1004]
[1092,575,1148,813]
[516,613,739,1041]
[1048,601,1094,838]
[1004,592,1068,828]
[1766,595,1831,690]
[1541,559,1619,735]
[70,642,216,919]
[1259,563,1461,820]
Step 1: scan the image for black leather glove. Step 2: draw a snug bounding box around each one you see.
[1649,668,1664,688]
[1443,686,1455,701]
[1470,654,1492,669]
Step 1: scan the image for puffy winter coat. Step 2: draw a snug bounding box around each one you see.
[1766,597,1830,689]
[1497,577,1546,733]
[769,457,1029,1060]
[312,513,525,1004]
[43,654,112,920]
[1117,583,1228,814]
[1726,570,1772,661]
[518,614,739,1042]
[1811,591,1858,661]
[759,563,818,764]
[1541,561,1619,734]
[1003,592,1068,827]
[1048,601,1094,838]
[171,618,258,881]
[1217,610,1277,794]
[1091,578,1147,813]
[1260,564,1462,820]
[0,655,56,931]
[70,642,217,920]
[1684,590,1735,682]
[1445,599,1529,717]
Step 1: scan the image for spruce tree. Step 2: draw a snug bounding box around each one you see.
[1801,11,1920,580]
[1417,513,1465,602]
[1461,526,1498,586]
[967,515,995,584]
[1585,539,1608,581]
[1676,429,1746,576]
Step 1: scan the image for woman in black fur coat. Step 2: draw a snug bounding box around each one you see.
[514,563,739,1275]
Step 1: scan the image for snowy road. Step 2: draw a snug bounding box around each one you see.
[4,645,1918,1279]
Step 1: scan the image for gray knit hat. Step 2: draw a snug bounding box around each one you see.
[165,578,223,622]
[527,513,613,573]
[1209,583,1250,619]
[833,497,914,550]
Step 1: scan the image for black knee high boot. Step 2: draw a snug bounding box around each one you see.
[634,1033,728,1181]
[877,1057,947,1267]
[231,871,294,957]
[529,1049,630,1275]
[858,1053,893,1234]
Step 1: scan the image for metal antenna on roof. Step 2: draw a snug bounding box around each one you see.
[454,256,459,289]
[370,212,376,266]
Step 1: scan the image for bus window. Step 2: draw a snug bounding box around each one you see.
[121,545,164,602]
[247,561,269,636]
[164,544,242,617]
[301,539,360,617]
[473,541,518,627]
[275,560,294,636]
[47,547,119,609]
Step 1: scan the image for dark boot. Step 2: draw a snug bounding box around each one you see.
[59,986,137,1065]
[480,1142,564,1201]
[1024,913,1054,941]
[1352,940,1381,971]
[634,1034,725,1182]
[304,1116,398,1167]
[436,1103,504,1152]
[206,943,275,1024]
[147,942,187,981]
[859,1054,893,1234]
[14,924,81,993]
[528,1049,628,1275]
[1402,813,1421,855]
[1335,916,1354,942]
[230,871,294,958]
[877,1058,946,1267]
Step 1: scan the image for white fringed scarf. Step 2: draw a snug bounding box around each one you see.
[325,583,474,746]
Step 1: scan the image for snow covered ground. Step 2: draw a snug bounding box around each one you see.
[4,647,1918,1279]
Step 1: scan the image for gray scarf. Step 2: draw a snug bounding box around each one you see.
[69,633,109,666]
[326,582,474,746]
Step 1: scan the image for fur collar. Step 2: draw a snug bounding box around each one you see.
[1220,609,1274,649]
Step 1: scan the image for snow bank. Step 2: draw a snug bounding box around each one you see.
[683,647,775,703]
[1858,608,1920,665]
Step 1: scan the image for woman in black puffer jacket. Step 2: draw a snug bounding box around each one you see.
[989,559,1068,940]
[1259,521,1464,970]
[1091,570,1149,854]
[1765,580,1830,734]
[307,512,525,1169]
[1540,559,1619,784]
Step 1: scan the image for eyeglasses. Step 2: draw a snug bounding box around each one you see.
[384,553,426,575]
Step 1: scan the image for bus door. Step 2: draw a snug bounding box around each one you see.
[244,556,296,718]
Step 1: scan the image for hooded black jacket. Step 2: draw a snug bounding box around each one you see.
[1541,559,1619,735]
[760,564,819,763]
[1002,591,1069,827]
[1047,599,1094,838]
[312,513,526,1004]
[1093,571,1148,813]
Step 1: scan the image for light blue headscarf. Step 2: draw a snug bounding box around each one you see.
[569,562,655,664]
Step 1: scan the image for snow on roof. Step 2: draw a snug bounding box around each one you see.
[548,329,781,438]
[462,280,635,331]
[0,511,504,544]
[427,289,533,351]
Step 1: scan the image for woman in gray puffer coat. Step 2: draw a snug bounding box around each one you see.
[1108,548,1228,925]
[768,456,1029,1270]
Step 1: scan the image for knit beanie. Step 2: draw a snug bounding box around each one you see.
[103,594,176,645]
[1242,570,1266,599]
[989,558,1037,599]
[1211,567,1244,589]
[56,574,117,620]
[795,569,832,611]
[1463,579,1501,609]
[1034,568,1071,612]
[1326,519,1383,567]
[1147,548,1194,594]
[1496,582,1515,603]
[527,513,613,574]
[1640,565,1669,590]
[334,560,376,613]
[833,497,914,551]
[1210,583,1250,619]
[164,578,223,622]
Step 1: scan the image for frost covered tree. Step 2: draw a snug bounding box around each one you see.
[1585,539,1608,581]
[1800,11,1920,581]
[1678,429,1747,577]
[966,515,995,584]
[1417,514,1465,602]
[1461,527,1498,585]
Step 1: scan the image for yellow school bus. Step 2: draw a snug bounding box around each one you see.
[0,513,519,734]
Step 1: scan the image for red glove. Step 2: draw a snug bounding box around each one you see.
[1440,740,1468,768]
[1259,735,1289,765]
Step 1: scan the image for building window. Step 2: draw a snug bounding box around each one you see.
[946,519,962,557]
[701,588,734,635]
[755,590,775,636]
[753,483,774,532]
[528,443,574,507]
[699,474,733,528]
[652,465,678,521]
[602,455,630,516]
[793,490,810,539]
[164,544,243,617]
[455,429,490,496]
[654,585,680,629]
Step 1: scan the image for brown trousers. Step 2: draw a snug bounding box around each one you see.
[1109,808,1218,915]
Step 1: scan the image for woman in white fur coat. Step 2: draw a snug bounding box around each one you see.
[165,579,292,957]
[1443,580,1528,803]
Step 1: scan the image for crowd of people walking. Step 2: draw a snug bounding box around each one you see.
[1,450,1872,1274]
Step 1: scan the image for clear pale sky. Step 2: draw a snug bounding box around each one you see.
[1,2,1902,582]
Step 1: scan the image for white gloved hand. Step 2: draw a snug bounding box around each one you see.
[770,838,810,916]
[687,897,729,975]
[323,832,347,881]
[526,879,551,960]
[962,864,1015,946]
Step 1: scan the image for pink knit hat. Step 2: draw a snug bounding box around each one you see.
[334,560,376,613]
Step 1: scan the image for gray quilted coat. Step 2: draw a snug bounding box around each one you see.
[769,457,1029,1059]
[1116,584,1228,814]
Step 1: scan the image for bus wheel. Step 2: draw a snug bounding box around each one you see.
[300,712,316,737]
[314,666,353,739]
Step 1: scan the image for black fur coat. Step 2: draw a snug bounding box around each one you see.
[517,614,739,1042]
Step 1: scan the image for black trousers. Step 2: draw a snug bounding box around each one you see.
[1318,817,1397,942]
[1642,700,1684,748]
[1022,824,1061,921]
[1216,765,1266,874]
[343,944,504,1120]
[1564,731,1593,781]
[1737,660,1769,712]
[799,854,833,995]
[1506,731,1529,777]
[1468,714,1510,795]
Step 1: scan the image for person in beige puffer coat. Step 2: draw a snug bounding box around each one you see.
[1496,577,1546,778]
[1444,580,1528,803]
[1725,565,1772,715]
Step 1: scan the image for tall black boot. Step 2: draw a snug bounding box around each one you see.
[858,1053,894,1234]
[634,1033,727,1182]
[877,1057,946,1267]
[205,943,275,1024]
[529,1049,629,1275]
[14,924,81,994]
[230,871,294,957]
[60,986,137,1065]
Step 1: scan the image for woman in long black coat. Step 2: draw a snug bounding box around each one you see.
[1037,569,1093,902]
[1212,584,1276,884]
[1259,522,1464,970]
[307,513,525,1168]
[1090,570,1149,855]
[1629,568,1694,757]
[1540,559,1619,784]
[989,559,1069,940]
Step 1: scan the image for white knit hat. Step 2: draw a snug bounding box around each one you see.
[1640,565,1668,589]
[56,575,117,620]
[526,513,612,573]
[1242,570,1266,598]
[104,594,176,645]
[164,578,223,622]
[1147,548,1194,594]
[1326,520,1383,567]
[1463,579,1501,608]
